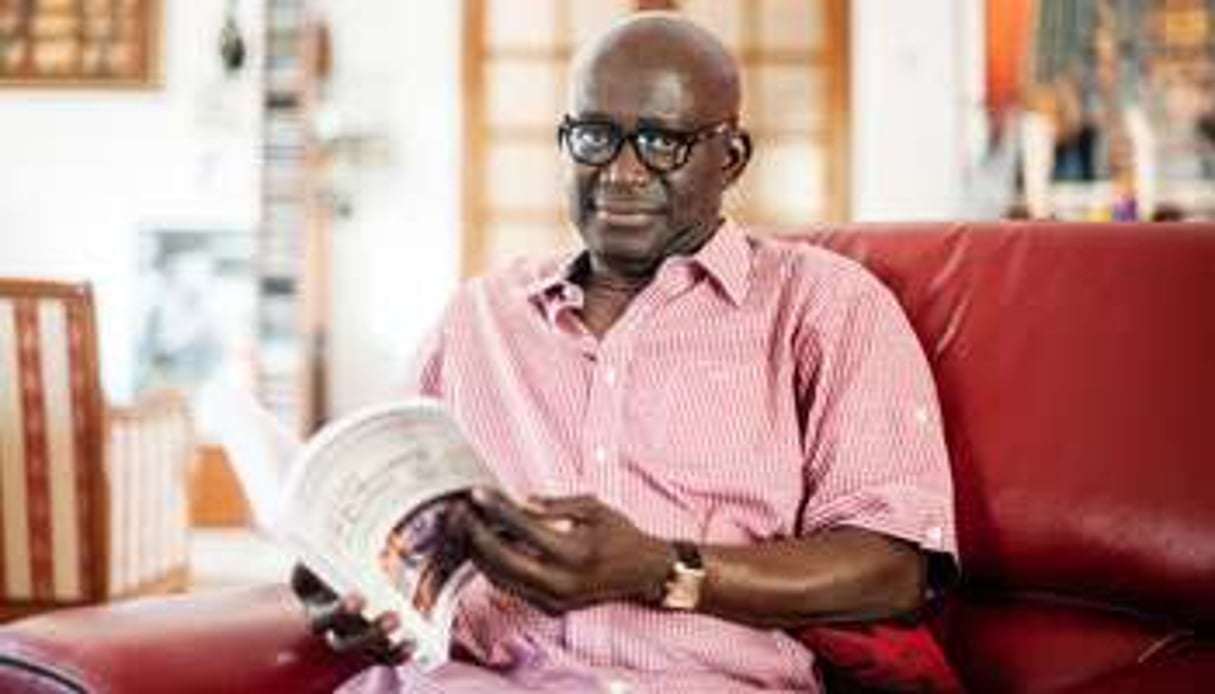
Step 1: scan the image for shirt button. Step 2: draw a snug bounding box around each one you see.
[593,446,608,464]
[603,367,617,386]
[926,525,944,548]
[603,679,631,694]
[914,406,931,425]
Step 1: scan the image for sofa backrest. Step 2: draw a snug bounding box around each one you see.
[791,222,1215,629]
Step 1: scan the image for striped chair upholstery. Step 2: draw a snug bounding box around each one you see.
[0,279,193,622]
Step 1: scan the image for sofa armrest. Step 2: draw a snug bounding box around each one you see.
[0,584,371,694]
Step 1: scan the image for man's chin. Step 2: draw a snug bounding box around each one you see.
[585,233,662,275]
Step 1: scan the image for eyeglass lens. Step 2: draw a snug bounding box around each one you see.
[564,122,688,172]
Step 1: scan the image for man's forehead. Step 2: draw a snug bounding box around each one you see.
[570,68,707,124]
[566,14,739,123]
[569,56,736,126]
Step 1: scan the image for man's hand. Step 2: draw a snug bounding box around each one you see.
[459,489,674,615]
[289,563,411,665]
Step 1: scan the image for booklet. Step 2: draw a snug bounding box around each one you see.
[274,398,499,671]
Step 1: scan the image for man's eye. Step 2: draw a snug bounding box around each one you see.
[637,130,681,153]
[574,126,614,149]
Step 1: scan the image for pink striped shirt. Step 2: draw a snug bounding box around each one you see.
[343,221,956,693]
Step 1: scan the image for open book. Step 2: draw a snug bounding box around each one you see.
[273,399,498,671]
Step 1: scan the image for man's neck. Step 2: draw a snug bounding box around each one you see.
[572,218,724,337]
[577,266,649,339]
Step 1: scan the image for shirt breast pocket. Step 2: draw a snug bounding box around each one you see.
[632,359,774,478]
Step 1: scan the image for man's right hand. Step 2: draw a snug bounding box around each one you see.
[290,563,410,665]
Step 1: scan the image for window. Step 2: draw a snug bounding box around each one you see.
[463,0,850,275]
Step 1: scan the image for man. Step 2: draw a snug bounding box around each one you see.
[298,12,957,692]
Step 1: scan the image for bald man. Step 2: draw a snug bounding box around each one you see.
[300,13,957,693]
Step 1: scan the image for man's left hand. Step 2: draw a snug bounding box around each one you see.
[459,489,674,615]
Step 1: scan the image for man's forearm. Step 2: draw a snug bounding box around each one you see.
[464,491,928,629]
[646,527,927,630]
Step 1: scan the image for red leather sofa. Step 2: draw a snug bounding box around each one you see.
[2,222,1213,693]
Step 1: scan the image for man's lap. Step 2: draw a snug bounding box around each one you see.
[336,659,817,693]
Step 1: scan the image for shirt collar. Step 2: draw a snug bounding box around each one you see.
[687,218,751,307]
[524,218,752,308]
[525,250,586,303]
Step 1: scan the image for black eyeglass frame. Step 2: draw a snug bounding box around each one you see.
[556,115,736,174]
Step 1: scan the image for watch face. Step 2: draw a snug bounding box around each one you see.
[662,562,706,611]
[672,540,704,570]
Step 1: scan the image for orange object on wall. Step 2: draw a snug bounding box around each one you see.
[986,0,1035,117]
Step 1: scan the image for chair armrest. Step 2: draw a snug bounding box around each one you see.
[0,584,372,694]
[106,389,195,597]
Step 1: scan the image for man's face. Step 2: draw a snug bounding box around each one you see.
[564,57,737,278]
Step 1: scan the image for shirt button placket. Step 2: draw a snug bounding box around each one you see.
[577,341,628,664]
[583,343,627,502]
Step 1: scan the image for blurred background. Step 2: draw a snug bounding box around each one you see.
[0,1,1211,565]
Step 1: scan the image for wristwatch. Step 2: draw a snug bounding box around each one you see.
[661,540,706,611]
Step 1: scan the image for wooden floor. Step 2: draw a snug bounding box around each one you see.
[186,448,293,591]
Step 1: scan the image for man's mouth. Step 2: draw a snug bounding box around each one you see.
[591,201,664,226]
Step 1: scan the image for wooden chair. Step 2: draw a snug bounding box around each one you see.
[0,279,194,622]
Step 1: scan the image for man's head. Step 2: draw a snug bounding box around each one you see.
[562,13,751,280]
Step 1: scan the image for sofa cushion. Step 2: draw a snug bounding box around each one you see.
[800,620,963,692]
[938,593,1197,694]
[1057,645,1215,694]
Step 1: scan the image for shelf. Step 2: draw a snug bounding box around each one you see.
[1047,180,1215,221]
[255,1,326,434]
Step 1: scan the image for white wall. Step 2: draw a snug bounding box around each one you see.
[850,0,986,220]
[0,0,262,401]
[321,2,463,415]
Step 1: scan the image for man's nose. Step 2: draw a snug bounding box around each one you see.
[601,138,650,185]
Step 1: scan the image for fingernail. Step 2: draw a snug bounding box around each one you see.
[546,518,574,533]
[379,612,400,632]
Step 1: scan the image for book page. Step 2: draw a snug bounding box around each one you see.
[275,399,498,670]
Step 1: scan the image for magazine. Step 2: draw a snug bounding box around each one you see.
[273,399,499,671]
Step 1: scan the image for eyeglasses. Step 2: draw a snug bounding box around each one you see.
[557,115,734,174]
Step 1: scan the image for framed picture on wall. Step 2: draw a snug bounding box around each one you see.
[0,0,161,88]
[135,228,257,399]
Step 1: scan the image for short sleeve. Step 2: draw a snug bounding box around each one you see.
[795,267,958,573]
[402,324,444,398]
[401,292,464,399]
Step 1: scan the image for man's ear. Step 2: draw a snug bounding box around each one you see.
[723,129,752,185]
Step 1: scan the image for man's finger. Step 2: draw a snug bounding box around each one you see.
[470,488,579,558]
[525,495,601,521]
[325,611,401,657]
[465,510,572,597]
[291,563,336,602]
[307,594,364,635]
[468,544,574,616]
[369,638,414,666]
[328,627,389,657]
